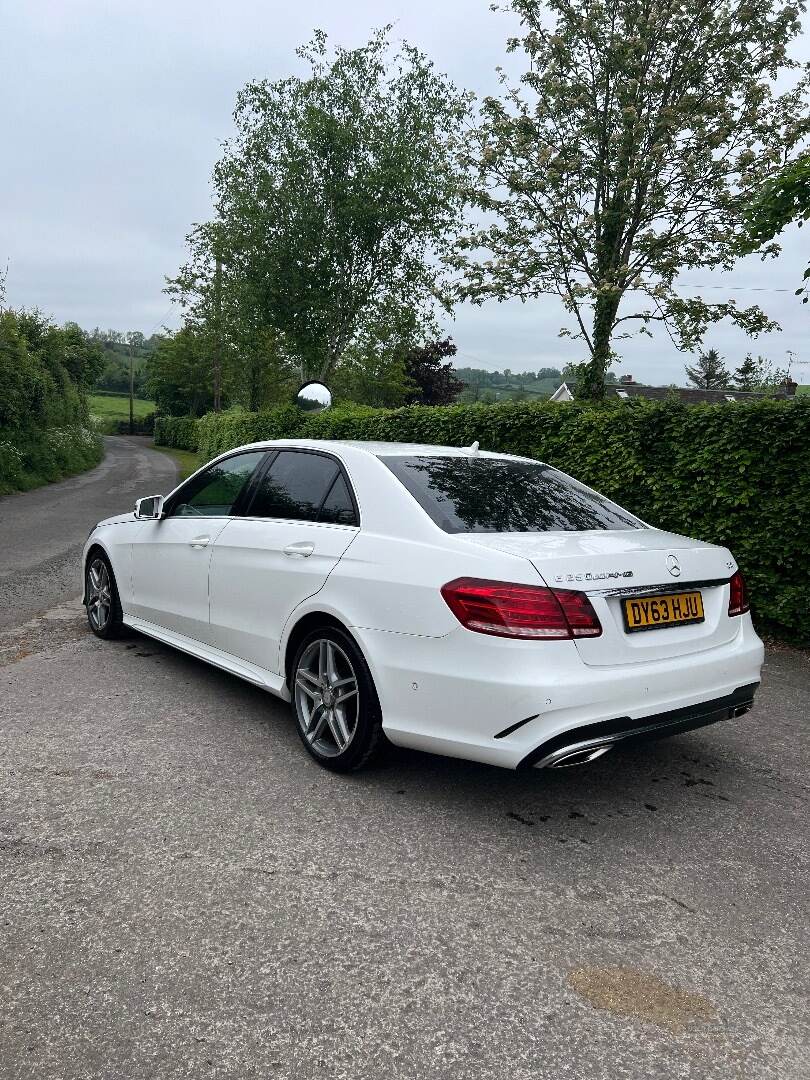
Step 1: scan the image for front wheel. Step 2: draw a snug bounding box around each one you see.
[291,626,385,772]
[85,553,124,639]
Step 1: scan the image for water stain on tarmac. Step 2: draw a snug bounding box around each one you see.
[568,965,718,1033]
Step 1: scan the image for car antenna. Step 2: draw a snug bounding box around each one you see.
[466,440,480,456]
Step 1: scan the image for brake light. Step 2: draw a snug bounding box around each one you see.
[728,570,750,617]
[440,577,602,640]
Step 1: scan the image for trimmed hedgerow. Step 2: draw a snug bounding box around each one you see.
[154,398,810,643]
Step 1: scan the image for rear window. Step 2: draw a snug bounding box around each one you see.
[380,456,643,534]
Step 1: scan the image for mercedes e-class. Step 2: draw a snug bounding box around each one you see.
[83,441,763,772]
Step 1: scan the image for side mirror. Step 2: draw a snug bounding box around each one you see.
[296,381,332,414]
[135,495,165,520]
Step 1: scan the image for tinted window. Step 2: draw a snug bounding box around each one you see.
[380,456,643,533]
[170,452,266,517]
[248,451,342,522]
[319,474,357,526]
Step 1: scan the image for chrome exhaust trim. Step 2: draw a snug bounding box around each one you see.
[534,741,614,770]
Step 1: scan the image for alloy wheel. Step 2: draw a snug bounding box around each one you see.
[294,638,360,757]
[87,558,112,632]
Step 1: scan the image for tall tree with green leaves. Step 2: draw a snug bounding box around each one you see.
[455,0,809,400]
[146,328,215,417]
[733,353,790,391]
[172,28,470,387]
[684,348,730,390]
[743,151,810,303]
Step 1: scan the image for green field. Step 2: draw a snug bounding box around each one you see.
[88,394,155,425]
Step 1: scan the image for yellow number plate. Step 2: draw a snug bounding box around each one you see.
[622,591,704,633]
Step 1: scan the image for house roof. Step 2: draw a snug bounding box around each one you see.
[610,384,794,404]
[551,381,795,404]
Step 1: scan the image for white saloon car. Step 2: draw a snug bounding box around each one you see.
[83,440,763,773]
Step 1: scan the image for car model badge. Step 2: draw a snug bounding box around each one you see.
[666,554,681,577]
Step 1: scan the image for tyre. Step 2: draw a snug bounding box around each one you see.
[85,552,125,639]
[291,625,385,772]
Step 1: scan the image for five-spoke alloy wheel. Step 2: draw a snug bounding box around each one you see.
[85,553,123,639]
[291,626,384,771]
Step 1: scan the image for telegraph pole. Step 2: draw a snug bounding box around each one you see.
[213,252,223,413]
[128,339,135,434]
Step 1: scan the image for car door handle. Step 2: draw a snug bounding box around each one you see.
[283,541,315,558]
[189,536,211,548]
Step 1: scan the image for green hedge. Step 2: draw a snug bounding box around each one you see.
[0,426,103,496]
[154,415,201,451]
[0,309,105,494]
[154,399,810,643]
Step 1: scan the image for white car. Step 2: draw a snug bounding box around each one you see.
[82,440,763,773]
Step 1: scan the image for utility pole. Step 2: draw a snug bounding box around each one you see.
[213,253,223,412]
[128,339,135,435]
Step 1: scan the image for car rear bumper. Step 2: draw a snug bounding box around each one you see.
[353,615,765,769]
[518,681,759,770]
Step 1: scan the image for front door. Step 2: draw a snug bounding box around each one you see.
[208,450,359,671]
[130,450,267,642]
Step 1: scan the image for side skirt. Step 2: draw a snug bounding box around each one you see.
[122,614,290,700]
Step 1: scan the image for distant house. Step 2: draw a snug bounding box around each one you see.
[550,375,798,404]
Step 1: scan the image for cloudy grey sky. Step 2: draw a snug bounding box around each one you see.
[2,0,807,384]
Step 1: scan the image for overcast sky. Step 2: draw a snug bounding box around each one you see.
[2,0,807,385]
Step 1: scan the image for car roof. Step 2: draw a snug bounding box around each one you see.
[236,439,528,460]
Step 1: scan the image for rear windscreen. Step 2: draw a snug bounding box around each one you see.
[380,456,644,534]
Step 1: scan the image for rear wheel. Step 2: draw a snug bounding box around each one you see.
[291,626,384,772]
[85,553,124,639]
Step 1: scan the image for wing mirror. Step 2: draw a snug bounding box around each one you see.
[296,381,332,414]
[134,495,165,520]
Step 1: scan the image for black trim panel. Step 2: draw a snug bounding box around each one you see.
[516,682,759,770]
[494,714,540,740]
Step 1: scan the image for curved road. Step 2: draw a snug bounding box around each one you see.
[0,436,177,630]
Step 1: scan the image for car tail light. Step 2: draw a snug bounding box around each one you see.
[728,569,750,617]
[440,577,602,640]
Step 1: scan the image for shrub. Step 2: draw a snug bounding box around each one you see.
[154,415,201,450]
[0,310,104,494]
[155,398,810,642]
[113,412,155,436]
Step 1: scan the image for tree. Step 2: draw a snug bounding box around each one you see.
[146,328,215,417]
[685,348,730,390]
[455,0,809,399]
[743,151,810,303]
[733,353,790,392]
[404,338,464,405]
[733,353,760,391]
[172,29,470,386]
[330,302,425,408]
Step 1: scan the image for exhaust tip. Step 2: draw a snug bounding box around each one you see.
[537,744,614,770]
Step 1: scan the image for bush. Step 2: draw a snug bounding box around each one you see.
[0,426,102,495]
[0,310,104,494]
[155,398,810,643]
[154,414,201,450]
[113,412,155,436]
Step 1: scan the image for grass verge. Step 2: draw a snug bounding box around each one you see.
[152,445,202,482]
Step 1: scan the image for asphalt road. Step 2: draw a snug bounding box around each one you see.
[1,438,808,1079]
[0,437,178,631]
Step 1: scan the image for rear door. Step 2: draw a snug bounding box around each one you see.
[129,450,268,641]
[208,449,359,672]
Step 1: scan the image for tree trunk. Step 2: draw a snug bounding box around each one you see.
[578,290,621,401]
